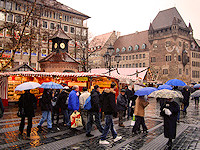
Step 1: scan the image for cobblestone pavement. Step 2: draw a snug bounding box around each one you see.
[0,99,199,150]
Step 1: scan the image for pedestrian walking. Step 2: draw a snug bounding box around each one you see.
[182,87,190,115]
[18,90,37,139]
[79,87,90,130]
[86,85,104,137]
[160,98,180,149]
[125,85,133,119]
[0,98,4,118]
[132,96,149,134]
[57,86,70,126]
[37,89,52,131]
[51,89,60,126]
[99,82,122,145]
[67,85,79,128]
[117,89,128,127]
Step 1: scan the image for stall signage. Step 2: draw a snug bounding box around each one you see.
[93,81,112,88]
[68,82,87,87]
[77,77,88,81]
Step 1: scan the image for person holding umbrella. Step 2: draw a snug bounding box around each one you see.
[160,98,180,149]
[18,90,37,139]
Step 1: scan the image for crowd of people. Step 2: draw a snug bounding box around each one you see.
[16,82,199,149]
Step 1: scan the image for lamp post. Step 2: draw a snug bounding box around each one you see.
[103,44,121,76]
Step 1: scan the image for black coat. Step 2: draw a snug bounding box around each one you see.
[100,88,118,115]
[18,92,37,117]
[182,89,190,105]
[160,101,180,139]
[40,91,52,111]
[89,89,100,112]
[57,91,69,110]
[117,94,128,111]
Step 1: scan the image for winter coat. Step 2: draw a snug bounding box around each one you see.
[57,90,69,110]
[0,98,4,118]
[68,90,79,111]
[40,91,52,111]
[19,92,37,117]
[182,89,190,105]
[100,88,118,115]
[90,89,100,112]
[117,94,128,111]
[134,96,149,117]
[79,91,90,109]
[160,101,180,139]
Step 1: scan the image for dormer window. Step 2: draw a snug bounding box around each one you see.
[122,47,126,52]
[128,46,133,51]
[116,48,120,53]
[142,44,146,49]
[135,45,139,50]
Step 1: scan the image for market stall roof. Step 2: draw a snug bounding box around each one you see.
[2,71,119,80]
[89,68,148,81]
[8,64,36,72]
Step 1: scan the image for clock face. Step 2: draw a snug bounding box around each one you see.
[60,42,65,49]
[54,43,58,49]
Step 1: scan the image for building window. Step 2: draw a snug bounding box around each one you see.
[142,44,146,49]
[6,1,12,10]
[179,68,182,74]
[43,21,48,28]
[33,19,38,27]
[126,56,128,60]
[163,69,168,74]
[15,3,21,11]
[123,64,125,68]
[64,25,68,32]
[129,56,131,60]
[143,63,145,67]
[151,57,156,62]
[70,26,75,34]
[166,55,171,62]
[123,56,125,60]
[126,64,128,68]
[15,15,21,23]
[139,54,142,59]
[7,13,13,22]
[132,55,134,59]
[0,0,4,8]
[136,55,138,59]
[122,47,126,52]
[0,12,5,21]
[76,27,81,35]
[136,63,138,68]
[82,29,87,36]
[143,54,145,58]
[128,46,133,51]
[116,48,120,53]
[119,64,122,68]
[178,55,181,61]
[132,63,135,68]
[135,44,139,50]
[129,64,131,68]
[186,69,188,75]
[50,23,55,30]
[139,63,142,67]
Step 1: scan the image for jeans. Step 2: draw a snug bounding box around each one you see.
[132,116,148,133]
[61,109,69,125]
[86,111,104,134]
[38,111,52,128]
[52,107,59,124]
[101,115,117,140]
[19,116,32,136]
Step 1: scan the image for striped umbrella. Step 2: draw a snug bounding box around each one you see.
[149,89,183,99]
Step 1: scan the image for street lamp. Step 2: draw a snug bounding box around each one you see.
[114,53,121,68]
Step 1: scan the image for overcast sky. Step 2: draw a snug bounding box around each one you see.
[57,0,200,39]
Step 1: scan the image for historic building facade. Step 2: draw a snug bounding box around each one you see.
[0,0,89,70]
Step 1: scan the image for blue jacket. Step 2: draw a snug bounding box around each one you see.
[68,90,79,111]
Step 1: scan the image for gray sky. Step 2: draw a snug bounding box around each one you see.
[57,0,200,39]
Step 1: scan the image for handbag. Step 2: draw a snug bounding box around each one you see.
[70,111,83,128]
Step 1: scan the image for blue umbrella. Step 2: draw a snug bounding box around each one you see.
[193,84,200,89]
[165,79,186,86]
[134,87,158,96]
[40,82,63,89]
[158,85,173,90]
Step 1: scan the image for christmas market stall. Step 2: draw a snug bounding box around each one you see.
[3,72,119,105]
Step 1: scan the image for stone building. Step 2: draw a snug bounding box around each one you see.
[0,0,89,71]
[88,31,120,69]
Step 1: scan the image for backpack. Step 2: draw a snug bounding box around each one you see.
[84,96,91,110]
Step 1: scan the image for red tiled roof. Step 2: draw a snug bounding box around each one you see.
[89,31,114,49]
[114,30,149,54]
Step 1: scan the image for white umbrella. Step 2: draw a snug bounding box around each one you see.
[15,82,41,91]
[149,89,183,99]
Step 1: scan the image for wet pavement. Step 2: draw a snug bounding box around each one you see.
[0,98,199,150]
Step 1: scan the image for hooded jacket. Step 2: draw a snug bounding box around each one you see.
[90,89,100,112]
[100,88,118,115]
[40,90,52,111]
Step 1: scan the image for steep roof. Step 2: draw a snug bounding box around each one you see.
[89,31,114,49]
[114,30,149,54]
[39,52,80,64]
[50,28,72,40]
[152,7,187,30]
[36,0,90,19]
[8,64,36,72]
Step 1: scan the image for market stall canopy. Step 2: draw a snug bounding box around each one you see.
[89,68,148,82]
[7,64,36,72]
